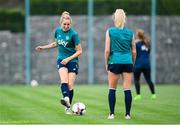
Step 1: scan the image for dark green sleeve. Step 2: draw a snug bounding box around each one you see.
[72,33,80,45]
[54,29,58,43]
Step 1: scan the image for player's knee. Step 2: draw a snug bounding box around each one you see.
[60,79,69,84]
[123,83,131,90]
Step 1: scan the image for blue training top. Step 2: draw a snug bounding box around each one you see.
[134,41,150,69]
[54,27,80,62]
[108,27,133,64]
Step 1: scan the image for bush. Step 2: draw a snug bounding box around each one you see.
[30,0,151,15]
[30,0,87,15]
[30,0,180,15]
[0,9,24,32]
[0,0,179,32]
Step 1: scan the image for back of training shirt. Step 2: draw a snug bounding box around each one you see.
[134,41,150,69]
[108,27,133,64]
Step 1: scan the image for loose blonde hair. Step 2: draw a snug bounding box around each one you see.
[113,9,126,28]
[59,11,72,24]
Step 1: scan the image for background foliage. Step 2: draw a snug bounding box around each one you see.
[0,0,180,32]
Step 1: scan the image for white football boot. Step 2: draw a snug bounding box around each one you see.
[125,114,131,119]
[65,107,72,115]
[60,96,70,108]
[107,114,114,119]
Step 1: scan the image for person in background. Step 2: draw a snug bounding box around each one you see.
[104,9,136,120]
[35,11,82,114]
[133,29,156,101]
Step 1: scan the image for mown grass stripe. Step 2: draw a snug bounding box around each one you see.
[0,85,180,124]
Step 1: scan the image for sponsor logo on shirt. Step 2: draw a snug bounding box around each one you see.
[141,45,148,51]
[57,39,68,47]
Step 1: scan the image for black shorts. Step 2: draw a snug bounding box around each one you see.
[57,59,79,74]
[108,64,133,74]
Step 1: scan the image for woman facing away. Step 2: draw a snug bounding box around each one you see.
[133,29,156,100]
[35,11,82,114]
[104,9,136,120]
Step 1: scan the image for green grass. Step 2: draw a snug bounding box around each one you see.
[0,84,180,124]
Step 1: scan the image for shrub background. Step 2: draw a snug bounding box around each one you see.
[0,0,180,32]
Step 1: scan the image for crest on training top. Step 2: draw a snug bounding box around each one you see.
[66,36,69,41]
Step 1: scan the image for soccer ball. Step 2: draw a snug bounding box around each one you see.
[30,80,38,87]
[72,102,86,115]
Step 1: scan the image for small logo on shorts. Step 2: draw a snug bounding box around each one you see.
[73,68,76,71]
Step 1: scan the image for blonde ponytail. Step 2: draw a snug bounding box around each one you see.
[62,11,70,16]
[60,11,72,24]
[113,9,126,28]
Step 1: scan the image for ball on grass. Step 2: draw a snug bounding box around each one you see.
[30,80,38,87]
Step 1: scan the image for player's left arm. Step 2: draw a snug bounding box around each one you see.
[61,43,82,65]
[132,35,137,63]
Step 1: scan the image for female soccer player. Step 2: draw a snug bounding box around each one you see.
[35,11,82,114]
[104,9,136,120]
[133,29,156,100]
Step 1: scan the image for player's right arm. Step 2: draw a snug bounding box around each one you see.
[35,41,57,52]
[104,30,110,72]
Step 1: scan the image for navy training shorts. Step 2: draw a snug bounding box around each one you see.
[57,59,79,74]
[108,64,133,74]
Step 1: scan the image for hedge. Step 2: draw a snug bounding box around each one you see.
[0,10,24,32]
[0,0,180,32]
[30,0,180,15]
[30,0,151,15]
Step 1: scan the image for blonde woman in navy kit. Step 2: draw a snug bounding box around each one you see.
[105,9,136,120]
[35,11,82,114]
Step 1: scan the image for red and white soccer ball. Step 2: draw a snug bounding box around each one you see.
[72,102,86,115]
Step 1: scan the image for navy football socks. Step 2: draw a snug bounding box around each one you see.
[134,80,140,95]
[147,82,155,94]
[108,89,116,115]
[69,89,74,104]
[60,83,70,98]
[124,90,132,116]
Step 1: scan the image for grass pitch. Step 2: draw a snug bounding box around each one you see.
[0,84,180,124]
